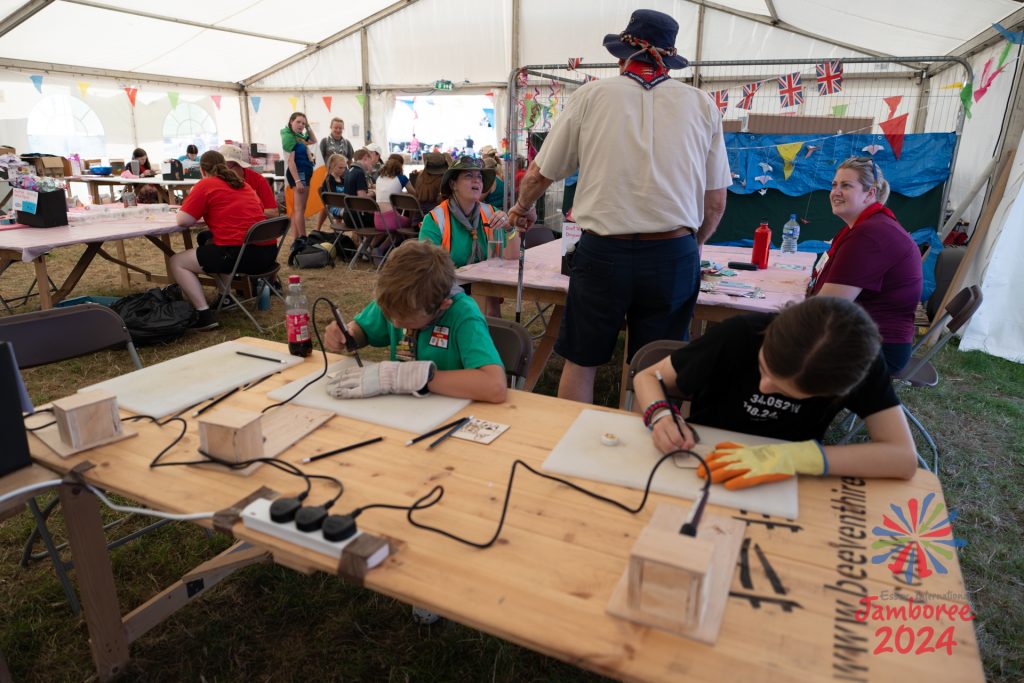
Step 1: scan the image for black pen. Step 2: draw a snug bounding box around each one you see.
[426,416,472,450]
[302,436,383,463]
[192,386,240,418]
[329,303,363,367]
[236,350,287,364]
[406,416,472,446]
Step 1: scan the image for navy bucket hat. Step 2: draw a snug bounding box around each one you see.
[603,9,689,70]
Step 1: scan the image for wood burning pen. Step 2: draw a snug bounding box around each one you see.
[329,302,363,367]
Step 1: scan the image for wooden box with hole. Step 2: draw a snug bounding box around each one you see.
[198,407,265,464]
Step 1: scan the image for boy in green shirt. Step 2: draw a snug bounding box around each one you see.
[324,240,507,403]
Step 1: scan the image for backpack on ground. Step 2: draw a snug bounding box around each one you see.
[111,286,197,345]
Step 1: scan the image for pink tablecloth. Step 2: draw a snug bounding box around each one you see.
[0,217,185,262]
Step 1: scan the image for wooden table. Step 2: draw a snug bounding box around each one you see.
[0,211,193,308]
[67,174,285,207]
[457,240,817,391]
[24,338,983,682]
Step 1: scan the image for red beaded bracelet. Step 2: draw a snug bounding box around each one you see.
[642,400,673,428]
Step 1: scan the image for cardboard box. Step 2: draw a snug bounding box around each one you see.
[20,155,65,177]
[746,113,874,135]
[0,145,16,156]
[16,189,69,227]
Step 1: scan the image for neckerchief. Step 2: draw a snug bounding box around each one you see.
[449,199,485,263]
[622,60,671,90]
[810,202,895,294]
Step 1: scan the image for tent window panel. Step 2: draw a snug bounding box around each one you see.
[26,94,106,158]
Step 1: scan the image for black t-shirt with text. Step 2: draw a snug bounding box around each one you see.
[342,166,374,228]
[670,313,899,442]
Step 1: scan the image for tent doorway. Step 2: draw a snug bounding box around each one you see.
[389,95,496,160]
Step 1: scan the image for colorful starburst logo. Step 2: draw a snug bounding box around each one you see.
[870,493,965,582]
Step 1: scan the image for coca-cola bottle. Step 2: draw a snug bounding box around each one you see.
[285,275,312,357]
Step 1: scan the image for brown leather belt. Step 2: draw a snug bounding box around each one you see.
[583,226,693,241]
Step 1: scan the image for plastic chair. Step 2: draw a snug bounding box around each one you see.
[622,339,688,412]
[209,216,290,333]
[341,195,397,271]
[486,317,533,389]
[0,303,146,615]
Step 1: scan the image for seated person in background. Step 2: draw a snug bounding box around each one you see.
[374,154,411,232]
[413,152,447,212]
[170,151,276,332]
[343,149,376,229]
[179,144,200,170]
[634,296,918,489]
[320,153,349,221]
[482,157,505,210]
[811,158,923,374]
[129,147,160,203]
[219,144,277,218]
[324,240,507,404]
[363,143,384,181]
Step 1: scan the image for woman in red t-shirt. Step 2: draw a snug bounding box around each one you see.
[170,150,275,331]
[811,158,923,373]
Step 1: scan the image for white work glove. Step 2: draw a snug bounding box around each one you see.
[326,361,436,399]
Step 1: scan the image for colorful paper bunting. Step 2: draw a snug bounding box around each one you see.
[992,22,1024,44]
[124,87,137,107]
[816,60,843,95]
[776,142,804,180]
[880,114,909,160]
[77,82,90,98]
[251,96,262,113]
[777,72,803,108]
[997,40,1013,69]
[583,74,598,83]
[973,58,1007,103]
[567,57,582,70]
[711,89,728,114]
[737,81,760,110]
[832,103,849,117]
[322,95,332,112]
[355,93,366,107]
[168,91,179,108]
[211,95,221,109]
[288,96,298,111]
[884,96,902,119]
[30,75,43,93]
[959,82,973,118]
[940,82,964,90]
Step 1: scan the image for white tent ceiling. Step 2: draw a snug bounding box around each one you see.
[0,0,1021,87]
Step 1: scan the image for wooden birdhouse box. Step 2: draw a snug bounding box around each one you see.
[198,407,265,464]
[52,390,122,449]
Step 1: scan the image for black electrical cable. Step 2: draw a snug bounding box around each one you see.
[652,377,711,537]
[261,296,336,414]
[23,407,55,432]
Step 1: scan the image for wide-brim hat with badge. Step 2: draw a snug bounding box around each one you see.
[440,156,495,198]
[423,152,447,175]
[218,144,251,168]
[602,9,689,70]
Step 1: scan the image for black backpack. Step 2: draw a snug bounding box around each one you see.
[111,286,197,345]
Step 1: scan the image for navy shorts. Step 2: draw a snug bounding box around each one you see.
[554,231,700,367]
[196,243,278,275]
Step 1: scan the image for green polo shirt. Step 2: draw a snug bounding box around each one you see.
[419,202,505,268]
[353,292,503,371]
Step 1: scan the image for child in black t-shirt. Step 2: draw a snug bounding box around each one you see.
[634,296,918,489]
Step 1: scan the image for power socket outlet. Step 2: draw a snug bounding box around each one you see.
[241,498,387,568]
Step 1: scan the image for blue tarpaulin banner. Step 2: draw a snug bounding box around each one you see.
[726,132,956,198]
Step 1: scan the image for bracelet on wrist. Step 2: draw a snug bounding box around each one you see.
[648,408,674,430]
[642,400,672,428]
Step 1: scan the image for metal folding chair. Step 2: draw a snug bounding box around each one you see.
[209,216,290,333]
[390,192,426,240]
[342,195,398,271]
[521,227,558,338]
[622,339,688,412]
[486,316,533,389]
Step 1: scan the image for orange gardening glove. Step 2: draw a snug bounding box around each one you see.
[696,440,828,490]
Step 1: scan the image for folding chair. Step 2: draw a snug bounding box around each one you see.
[342,195,398,271]
[520,226,559,338]
[0,303,146,615]
[209,216,290,333]
[390,192,426,241]
[321,191,359,261]
[486,317,533,389]
[622,339,688,412]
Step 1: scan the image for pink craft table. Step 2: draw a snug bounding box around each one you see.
[456,239,817,396]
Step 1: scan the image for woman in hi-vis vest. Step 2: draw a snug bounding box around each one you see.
[418,156,521,317]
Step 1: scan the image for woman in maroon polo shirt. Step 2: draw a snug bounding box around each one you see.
[811,158,923,373]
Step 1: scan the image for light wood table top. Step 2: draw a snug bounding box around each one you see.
[28,338,983,683]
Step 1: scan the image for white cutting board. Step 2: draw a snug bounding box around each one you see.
[266,358,470,434]
[542,409,799,519]
[83,341,303,419]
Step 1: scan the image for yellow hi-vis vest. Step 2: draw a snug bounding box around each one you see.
[430,199,496,253]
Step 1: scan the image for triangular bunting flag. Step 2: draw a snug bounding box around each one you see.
[124,87,138,107]
[168,91,179,109]
[973,57,1008,103]
[288,96,298,111]
[880,114,909,160]
[211,95,222,109]
[485,91,494,100]
[992,22,1024,45]
[583,74,598,83]
[30,75,43,93]
[568,57,582,70]
[997,40,1013,69]
[356,93,366,107]
[251,96,262,113]
[77,82,90,98]
[832,103,849,117]
[776,142,804,180]
[940,82,964,90]
[322,95,332,112]
[883,96,902,119]
[959,82,972,118]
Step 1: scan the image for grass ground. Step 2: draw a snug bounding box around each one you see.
[1,235,1022,681]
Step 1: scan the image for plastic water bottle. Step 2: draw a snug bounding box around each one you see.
[285,275,312,357]
[257,280,271,311]
[781,213,800,254]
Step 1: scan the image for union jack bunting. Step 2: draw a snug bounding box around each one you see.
[567,57,582,70]
[736,81,760,110]
[816,60,843,96]
[777,72,804,108]
[711,89,729,114]
[583,74,599,83]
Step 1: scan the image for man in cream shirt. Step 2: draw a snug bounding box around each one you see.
[509,9,731,403]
